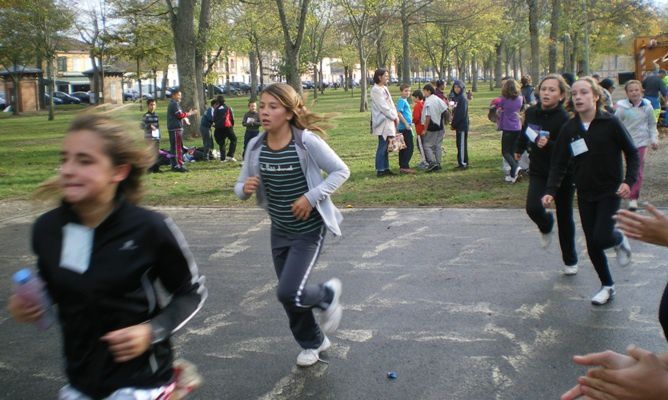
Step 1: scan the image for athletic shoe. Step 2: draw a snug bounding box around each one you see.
[504,175,513,182]
[224,156,237,162]
[320,278,342,333]
[172,358,203,398]
[296,336,331,367]
[425,163,439,173]
[628,199,638,211]
[377,170,396,177]
[510,167,522,183]
[562,264,579,276]
[615,233,632,267]
[591,285,616,305]
[171,166,188,173]
[399,168,417,174]
[416,161,429,170]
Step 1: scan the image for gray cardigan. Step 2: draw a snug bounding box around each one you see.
[234,126,350,236]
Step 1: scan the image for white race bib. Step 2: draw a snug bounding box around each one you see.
[570,138,588,156]
[60,223,94,274]
[151,128,160,139]
[525,126,538,142]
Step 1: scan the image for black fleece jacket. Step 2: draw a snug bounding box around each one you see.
[515,103,570,177]
[546,110,639,201]
[33,200,207,399]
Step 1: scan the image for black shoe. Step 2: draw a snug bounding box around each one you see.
[376,170,396,177]
[426,163,441,172]
[454,165,468,170]
[171,167,188,173]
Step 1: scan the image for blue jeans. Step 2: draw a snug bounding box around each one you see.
[375,135,389,172]
[645,95,660,109]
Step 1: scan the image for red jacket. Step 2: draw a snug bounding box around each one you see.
[412,100,425,135]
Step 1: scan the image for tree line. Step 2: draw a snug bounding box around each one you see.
[1,0,666,128]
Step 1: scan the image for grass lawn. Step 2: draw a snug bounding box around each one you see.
[0,84,529,208]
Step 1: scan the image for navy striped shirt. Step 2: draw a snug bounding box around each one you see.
[259,139,323,233]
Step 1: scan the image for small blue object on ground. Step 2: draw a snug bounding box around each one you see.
[387,371,397,379]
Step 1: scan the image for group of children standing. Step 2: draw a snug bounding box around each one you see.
[370,68,470,176]
[141,92,263,172]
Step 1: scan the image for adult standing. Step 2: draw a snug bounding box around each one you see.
[167,89,197,172]
[542,77,639,306]
[642,70,668,112]
[515,74,578,275]
[520,75,537,107]
[498,79,524,183]
[370,68,398,177]
[421,84,448,172]
[214,95,238,162]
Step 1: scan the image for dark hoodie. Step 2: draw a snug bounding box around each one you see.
[449,80,469,131]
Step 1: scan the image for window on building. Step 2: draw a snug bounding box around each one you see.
[57,57,67,72]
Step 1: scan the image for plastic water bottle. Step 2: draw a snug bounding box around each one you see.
[12,268,55,330]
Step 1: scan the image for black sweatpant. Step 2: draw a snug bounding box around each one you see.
[214,127,237,159]
[502,130,520,177]
[525,174,577,266]
[577,195,623,287]
[398,128,414,169]
[455,129,469,167]
[271,224,332,349]
[660,281,668,340]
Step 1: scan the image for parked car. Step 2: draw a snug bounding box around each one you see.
[230,81,251,94]
[302,81,314,89]
[70,91,91,103]
[53,91,81,104]
[45,94,65,105]
[123,90,138,101]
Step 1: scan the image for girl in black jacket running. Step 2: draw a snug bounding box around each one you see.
[515,74,578,275]
[543,77,639,306]
[8,114,207,399]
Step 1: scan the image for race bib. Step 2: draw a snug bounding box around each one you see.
[60,223,94,274]
[570,138,588,156]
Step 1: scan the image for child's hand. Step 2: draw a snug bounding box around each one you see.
[291,195,313,221]
[7,294,43,323]
[243,177,260,196]
[616,183,631,199]
[101,324,152,363]
[651,142,659,150]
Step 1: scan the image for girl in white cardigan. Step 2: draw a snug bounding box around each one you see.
[370,68,398,177]
[615,80,659,210]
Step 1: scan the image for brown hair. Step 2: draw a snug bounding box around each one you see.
[537,74,570,99]
[501,79,521,99]
[35,114,153,204]
[399,84,411,91]
[521,75,532,86]
[260,83,332,137]
[573,76,605,110]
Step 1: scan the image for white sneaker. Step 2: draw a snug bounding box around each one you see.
[591,285,616,305]
[504,175,513,182]
[320,278,342,333]
[628,199,638,211]
[562,264,578,276]
[296,336,331,367]
[615,234,632,267]
[224,156,237,162]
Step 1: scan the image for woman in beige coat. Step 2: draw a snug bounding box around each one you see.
[370,68,398,177]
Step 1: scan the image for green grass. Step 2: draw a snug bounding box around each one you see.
[0,85,529,208]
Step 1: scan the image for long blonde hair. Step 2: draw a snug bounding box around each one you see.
[35,114,154,204]
[260,83,332,137]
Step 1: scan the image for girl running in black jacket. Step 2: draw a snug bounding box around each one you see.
[8,114,207,399]
[515,74,578,275]
[542,77,639,306]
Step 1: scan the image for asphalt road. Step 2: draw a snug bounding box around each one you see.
[1,207,667,400]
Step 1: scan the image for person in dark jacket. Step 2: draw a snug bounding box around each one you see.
[200,98,219,160]
[241,100,261,159]
[167,89,197,172]
[213,95,238,162]
[515,74,578,275]
[141,98,161,173]
[8,114,207,399]
[449,80,469,169]
[543,77,639,306]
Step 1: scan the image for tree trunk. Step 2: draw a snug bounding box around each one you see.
[169,0,200,138]
[563,33,572,73]
[137,58,143,112]
[400,1,411,84]
[581,0,590,75]
[495,42,503,88]
[249,50,258,102]
[527,0,540,81]
[195,0,211,121]
[471,54,478,92]
[518,46,524,77]
[571,32,579,74]
[344,65,349,92]
[275,0,310,94]
[548,0,559,73]
[161,66,169,99]
[357,43,368,112]
[312,65,318,99]
[47,59,55,120]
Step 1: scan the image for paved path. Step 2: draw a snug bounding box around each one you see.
[1,207,667,399]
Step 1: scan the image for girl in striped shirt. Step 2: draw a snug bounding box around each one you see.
[235,83,350,367]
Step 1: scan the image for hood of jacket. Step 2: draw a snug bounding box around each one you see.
[450,80,466,100]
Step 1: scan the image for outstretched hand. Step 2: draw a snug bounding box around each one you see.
[614,203,668,247]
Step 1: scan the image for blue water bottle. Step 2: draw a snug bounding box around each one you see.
[12,268,55,330]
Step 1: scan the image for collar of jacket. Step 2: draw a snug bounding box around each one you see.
[251,125,307,152]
